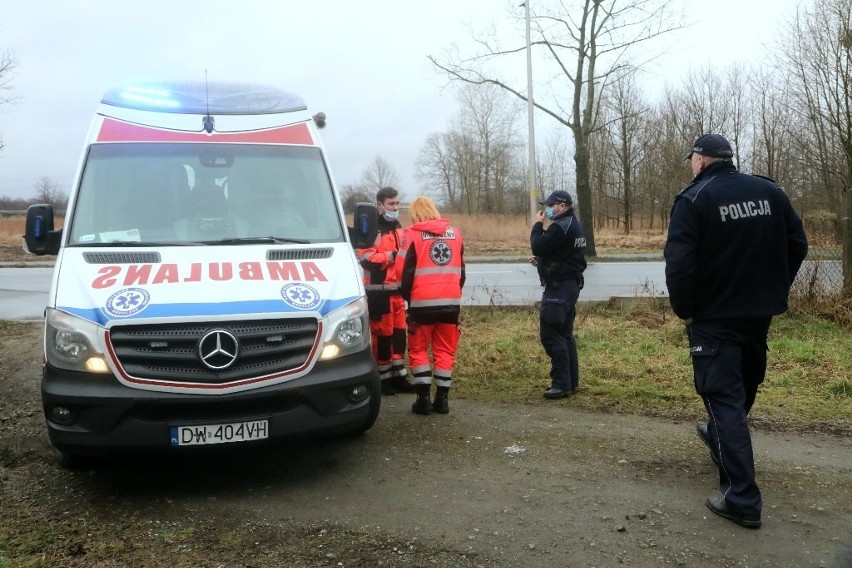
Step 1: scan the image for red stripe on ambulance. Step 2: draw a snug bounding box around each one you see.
[96,117,315,144]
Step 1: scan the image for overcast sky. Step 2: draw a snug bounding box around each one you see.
[0,0,803,202]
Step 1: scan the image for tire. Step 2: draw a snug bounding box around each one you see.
[55,449,96,470]
[355,383,382,434]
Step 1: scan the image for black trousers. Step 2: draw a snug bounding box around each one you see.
[688,317,772,518]
[539,280,581,391]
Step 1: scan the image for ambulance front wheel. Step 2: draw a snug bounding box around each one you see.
[54,449,96,471]
[355,385,382,434]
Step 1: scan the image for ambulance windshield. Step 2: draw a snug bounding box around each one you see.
[66,143,344,245]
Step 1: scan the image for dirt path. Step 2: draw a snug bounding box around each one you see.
[2,322,851,567]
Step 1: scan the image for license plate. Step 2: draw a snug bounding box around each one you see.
[170,420,269,447]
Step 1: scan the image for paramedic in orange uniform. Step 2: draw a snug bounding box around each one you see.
[356,187,412,395]
[395,196,465,415]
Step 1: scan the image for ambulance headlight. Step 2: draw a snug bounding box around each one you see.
[45,308,110,373]
[320,297,369,360]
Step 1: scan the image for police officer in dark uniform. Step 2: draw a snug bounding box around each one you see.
[665,133,808,529]
[530,190,587,399]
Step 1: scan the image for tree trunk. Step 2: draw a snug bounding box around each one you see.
[574,129,597,256]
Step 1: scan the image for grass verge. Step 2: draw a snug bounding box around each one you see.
[453,303,851,434]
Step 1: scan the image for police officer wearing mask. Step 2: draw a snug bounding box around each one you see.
[530,190,587,400]
[665,133,808,529]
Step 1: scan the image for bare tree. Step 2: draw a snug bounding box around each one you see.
[638,102,689,231]
[0,195,28,210]
[592,68,650,234]
[670,66,739,144]
[416,130,478,211]
[748,68,796,183]
[537,129,575,197]
[415,132,459,206]
[415,84,526,213]
[34,177,67,210]
[359,156,402,196]
[429,0,682,256]
[0,48,20,153]
[781,0,852,294]
[456,83,524,213]
[652,66,754,231]
[339,183,374,212]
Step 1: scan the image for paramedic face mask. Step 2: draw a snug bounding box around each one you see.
[378,197,401,222]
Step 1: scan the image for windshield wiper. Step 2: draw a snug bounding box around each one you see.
[68,241,194,247]
[204,237,311,245]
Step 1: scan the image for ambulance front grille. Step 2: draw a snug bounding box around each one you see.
[267,247,333,261]
[107,318,319,386]
[84,251,162,264]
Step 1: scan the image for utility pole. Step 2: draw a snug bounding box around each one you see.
[525,0,537,222]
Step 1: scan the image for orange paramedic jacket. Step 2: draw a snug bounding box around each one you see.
[356,216,403,294]
[396,218,465,315]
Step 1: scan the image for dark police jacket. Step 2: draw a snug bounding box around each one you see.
[530,210,587,286]
[664,161,808,321]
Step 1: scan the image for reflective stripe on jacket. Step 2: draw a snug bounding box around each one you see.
[356,216,403,293]
[396,218,465,309]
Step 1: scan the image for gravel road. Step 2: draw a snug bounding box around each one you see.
[2,322,851,567]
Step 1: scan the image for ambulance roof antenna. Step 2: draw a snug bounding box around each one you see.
[202,70,215,133]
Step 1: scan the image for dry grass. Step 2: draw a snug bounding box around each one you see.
[0,216,26,243]
[790,292,852,328]
[421,212,667,256]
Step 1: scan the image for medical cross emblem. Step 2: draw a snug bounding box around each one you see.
[430,240,452,266]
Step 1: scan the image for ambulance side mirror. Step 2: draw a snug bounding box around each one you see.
[349,202,378,249]
[23,204,62,256]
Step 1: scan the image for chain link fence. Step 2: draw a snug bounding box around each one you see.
[793,245,844,296]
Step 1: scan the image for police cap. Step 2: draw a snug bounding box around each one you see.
[683,133,734,161]
[539,190,573,206]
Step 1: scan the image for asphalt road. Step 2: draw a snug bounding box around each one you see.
[0,266,53,320]
[465,261,667,305]
[0,258,838,321]
[0,261,669,321]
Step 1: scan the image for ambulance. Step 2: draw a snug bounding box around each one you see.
[24,81,380,466]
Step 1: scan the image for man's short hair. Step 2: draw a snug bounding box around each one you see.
[376,186,399,204]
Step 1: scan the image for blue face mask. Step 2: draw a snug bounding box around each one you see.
[545,206,557,220]
[382,210,399,221]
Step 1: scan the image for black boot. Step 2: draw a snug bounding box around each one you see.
[432,386,450,414]
[411,384,432,415]
[381,379,396,396]
[390,364,414,393]
[392,377,415,393]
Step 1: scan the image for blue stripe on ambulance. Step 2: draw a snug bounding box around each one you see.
[58,296,358,326]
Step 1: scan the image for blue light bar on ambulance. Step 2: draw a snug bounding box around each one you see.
[100,81,308,115]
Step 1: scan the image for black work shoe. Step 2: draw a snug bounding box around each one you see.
[381,380,396,396]
[432,396,449,414]
[390,376,415,393]
[705,494,761,529]
[412,396,432,415]
[543,387,573,399]
[696,422,721,467]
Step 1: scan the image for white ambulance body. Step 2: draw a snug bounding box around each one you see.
[24,81,380,464]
